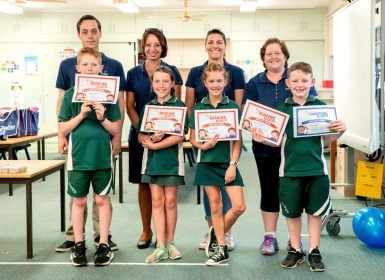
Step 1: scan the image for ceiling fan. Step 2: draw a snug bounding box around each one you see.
[180,0,205,22]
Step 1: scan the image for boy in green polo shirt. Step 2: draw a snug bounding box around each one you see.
[58,48,121,267]
[252,62,346,272]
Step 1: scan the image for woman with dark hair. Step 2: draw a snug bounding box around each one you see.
[126,28,183,249]
[243,38,317,256]
[185,28,245,252]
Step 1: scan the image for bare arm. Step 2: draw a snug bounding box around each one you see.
[234,88,244,109]
[189,128,219,150]
[139,132,183,151]
[185,86,196,118]
[174,84,182,100]
[57,89,68,154]
[126,90,139,128]
[111,90,125,155]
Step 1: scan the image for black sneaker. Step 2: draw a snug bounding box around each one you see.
[205,227,218,257]
[281,247,305,269]
[307,247,325,272]
[94,243,114,266]
[205,245,229,266]
[56,240,75,252]
[94,235,119,251]
[70,241,87,267]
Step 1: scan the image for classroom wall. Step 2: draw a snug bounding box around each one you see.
[0,9,327,125]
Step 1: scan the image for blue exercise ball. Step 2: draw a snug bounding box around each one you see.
[352,207,385,248]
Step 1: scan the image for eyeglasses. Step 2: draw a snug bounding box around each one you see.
[145,28,163,33]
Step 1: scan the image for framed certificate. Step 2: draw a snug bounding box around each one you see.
[73,74,120,104]
[240,100,289,146]
[140,105,187,136]
[293,105,338,138]
[194,109,239,142]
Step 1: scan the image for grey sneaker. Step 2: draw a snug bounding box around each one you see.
[307,247,325,272]
[94,243,114,266]
[70,241,87,267]
[205,245,229,266]
[225,232,235,251]
[281,247,305,269]
[198,233,209,250]
[56,240,75,252]
[259,234,279,255]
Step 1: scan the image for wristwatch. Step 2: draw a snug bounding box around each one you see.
[230,160,238,166]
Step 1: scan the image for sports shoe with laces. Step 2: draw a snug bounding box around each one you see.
[205,227,218,257]
[167,242,182,260]
[281,247,305,269]
[56,240,75,252]
[198,233,209,250]
[286,239,306,255]
[70,241,87,267]
[307,247,325,272]
[205,245,229,266]
[94,235,118,251]
[259,234,279,255]
[145,246,169,264]
[94,243,114,266]
[225,232,235,251]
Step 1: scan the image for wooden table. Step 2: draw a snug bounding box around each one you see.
[0,160,66,259]
[0,126,58,195]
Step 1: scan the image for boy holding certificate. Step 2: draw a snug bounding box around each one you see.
[252,62,346,272]
[137,66,188,264]
[189,63,246,266]
[58,48,120,266]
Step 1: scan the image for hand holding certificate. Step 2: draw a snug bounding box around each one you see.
[240,100,289,146]
[73,74,120,104]
[293,105,338,137]
[140,105,187,136]
[194,109,239,142]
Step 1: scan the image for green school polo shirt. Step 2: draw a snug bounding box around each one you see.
[277,95,329,177]
[58,88,121,171]
[138,95,188,176]
[190,96,241,163]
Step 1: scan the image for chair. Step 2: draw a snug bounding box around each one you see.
[0,144,31,160]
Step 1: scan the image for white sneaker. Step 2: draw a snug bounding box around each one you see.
[225,232,235,251]
[198,233,208,250]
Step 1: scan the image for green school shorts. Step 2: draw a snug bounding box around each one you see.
[279,175,331,218]
[68,169,112,197]
[194,162,244,187]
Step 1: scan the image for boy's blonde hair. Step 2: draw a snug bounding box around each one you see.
[287,62,313,78]
[77,47,102,64]
[202,62,229,82]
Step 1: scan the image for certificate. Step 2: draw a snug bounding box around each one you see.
[140,105,187,136]
[194,109,239,142]
[293,105,338,137]
[73,74,120,104]
[240,100,289,146]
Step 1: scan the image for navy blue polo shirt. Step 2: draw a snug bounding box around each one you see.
[243,68,317,157]
[55,52,127,91]
[126,61,183,140]
[185,60,245,103]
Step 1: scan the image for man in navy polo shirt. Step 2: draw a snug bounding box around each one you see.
[55,14,126,253]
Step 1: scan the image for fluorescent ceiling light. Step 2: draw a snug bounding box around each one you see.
[0,0,23,14]
[113,0,139,13]
[240,0,258,12]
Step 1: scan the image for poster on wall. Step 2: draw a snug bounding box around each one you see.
[24,56,38,75]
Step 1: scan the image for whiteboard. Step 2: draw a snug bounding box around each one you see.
[333,0,379,154]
